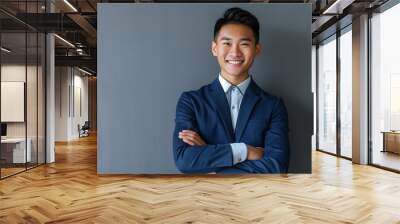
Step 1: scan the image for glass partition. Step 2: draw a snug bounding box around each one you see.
[27,31,38,169]
[371,3,400,171]
[0,1,46,179]
[317,35,337,154]
[1,31,28,177]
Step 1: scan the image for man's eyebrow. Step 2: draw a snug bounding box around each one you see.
[220,37,231,41]
[219,37,253,42]
[240,38,252,42]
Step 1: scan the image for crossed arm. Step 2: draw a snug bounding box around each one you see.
[178,130,264,161]
[173,93,290,174]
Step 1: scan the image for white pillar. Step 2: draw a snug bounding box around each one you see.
[352,14,369,164]
[46,1,55,163]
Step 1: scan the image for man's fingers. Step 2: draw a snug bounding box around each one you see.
[181,130,197,135]
[182,138,195,146]
[179,132,196,141]
[193,137,205,146]
[179,132,195,137]
[182,136,202,146]
[179,132,200,141]
[180,135,205,146]
[180,132,198,140]
[179,130,206,146]
[179,134,199,145]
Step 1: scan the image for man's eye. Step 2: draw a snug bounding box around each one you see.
[222,42,231,46]
[241,43,250,46]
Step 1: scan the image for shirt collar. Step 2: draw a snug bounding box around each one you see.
[218,73,251,94]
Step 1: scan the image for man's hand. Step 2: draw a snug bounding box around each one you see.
[178,131,263,160]
[178,130,206,146]
[246,145,264,160]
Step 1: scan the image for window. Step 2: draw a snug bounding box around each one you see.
[370,2,400,171]
[317,35,337,154]
[339,27,352,158]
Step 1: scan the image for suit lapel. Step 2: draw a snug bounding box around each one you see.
[209,79,234,141]
[235,80,261,141]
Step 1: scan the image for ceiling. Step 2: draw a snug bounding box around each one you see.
[0,0,391,75]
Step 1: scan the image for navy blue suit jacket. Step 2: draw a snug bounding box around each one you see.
[173,78,290,174]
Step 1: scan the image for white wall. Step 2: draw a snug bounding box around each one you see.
[55,67,89,141]
[72,73,89,138]
[55,66,69,141]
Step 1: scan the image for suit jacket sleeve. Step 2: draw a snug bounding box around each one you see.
[261,98,290,172]
[173,92,234,174]
[222,98,290,174]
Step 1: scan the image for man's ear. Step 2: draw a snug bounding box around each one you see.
[255,43,262,56]
[211,41,218,56]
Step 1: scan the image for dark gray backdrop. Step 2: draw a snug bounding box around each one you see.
[98,3,312,174]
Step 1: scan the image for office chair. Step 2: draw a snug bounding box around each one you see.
[79,121,90,138]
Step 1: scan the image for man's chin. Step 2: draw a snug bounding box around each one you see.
[224,72,246,77]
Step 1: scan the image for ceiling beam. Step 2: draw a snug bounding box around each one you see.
[55,55,96,70]
[67,13,97,41]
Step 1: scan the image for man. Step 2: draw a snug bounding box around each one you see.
[173,7,290,174]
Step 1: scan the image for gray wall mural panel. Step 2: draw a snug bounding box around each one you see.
[98,3,312,174]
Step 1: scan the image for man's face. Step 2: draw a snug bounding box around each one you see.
[212,23,261,79]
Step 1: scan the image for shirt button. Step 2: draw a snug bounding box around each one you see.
[232,106,235,109]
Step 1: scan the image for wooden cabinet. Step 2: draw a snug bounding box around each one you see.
[382,132,400,154]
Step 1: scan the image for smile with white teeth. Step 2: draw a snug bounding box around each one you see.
[226,60,244,64]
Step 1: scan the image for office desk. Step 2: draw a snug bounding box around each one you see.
[1,138,32,163]
[381,131,400,154]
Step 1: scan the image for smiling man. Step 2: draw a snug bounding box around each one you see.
[173,7,290,174]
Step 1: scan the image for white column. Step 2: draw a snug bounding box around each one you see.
[46,33,55,163]
[352,14,369,164]
[46,1,55,163]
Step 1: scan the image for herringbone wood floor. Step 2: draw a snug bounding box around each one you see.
[1,134,400,223]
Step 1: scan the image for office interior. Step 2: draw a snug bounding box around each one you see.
[313,1,400,172]
[0,0,97,179]
[0,0,399,222]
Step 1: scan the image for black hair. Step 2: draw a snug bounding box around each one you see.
[214,7,260,44]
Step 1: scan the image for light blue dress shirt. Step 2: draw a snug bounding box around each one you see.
[218,74,251,165]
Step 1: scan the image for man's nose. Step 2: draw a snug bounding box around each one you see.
[229,44,242,56]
